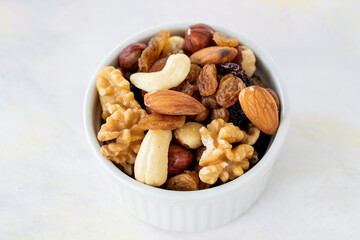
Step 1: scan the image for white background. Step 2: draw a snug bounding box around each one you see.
[1,0,359,239]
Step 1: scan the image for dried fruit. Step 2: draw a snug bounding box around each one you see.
[131,54,191,92]
[266,88,280,109]
[174,122,204,149]
[193,107,210,122]
[171,80,198,96]
[144,90,206,115]
[185,64,202,83]
[171,64,202,95]
[148,57,168,72]
[138,30,170,72]
[184,23,215,53]
[232,45,256,77]
[138,112,185,130]
[165,172,199,191]
[211,108,229,122]
[168,144,194,175]
[134,130,172,186]
[215,74,246,108]
[197,64,218,96]
[161,36,185,56]
[217,63,253,86]
[239,86,279,135]
[201,95,218,108]
[190,46,238,65]
[227,101,250,129]
[213,32,239,47]
[119,43,147,71]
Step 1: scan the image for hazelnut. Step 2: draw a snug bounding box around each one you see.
[174,122,204,149]
[232,45,256,77]
[119,43,147,71]
[168,144,194,175]
[148,57,168,72]
[184,23,215,53]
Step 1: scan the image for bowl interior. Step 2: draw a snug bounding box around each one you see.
[85,23,289,198]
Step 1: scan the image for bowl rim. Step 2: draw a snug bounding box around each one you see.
[83,21,290,201]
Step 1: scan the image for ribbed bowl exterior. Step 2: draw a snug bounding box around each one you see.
[102,161,275,232]
[84,22,289,232]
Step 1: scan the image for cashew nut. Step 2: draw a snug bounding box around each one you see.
[161,36,185,56]
[238,46,256,77]
[241,125,260,145]
[130,53,191,92]
[134,129,172,186]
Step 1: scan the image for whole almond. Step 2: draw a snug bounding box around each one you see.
[190,46,238,65]
[144,90,206,115]
[239,86,279,135]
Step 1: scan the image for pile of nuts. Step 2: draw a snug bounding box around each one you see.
[95,23,280,191]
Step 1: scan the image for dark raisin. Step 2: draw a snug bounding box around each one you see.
[130,82,146,109]
[217,63,253,87]
[227,101,250,129]
[252,132,271,160]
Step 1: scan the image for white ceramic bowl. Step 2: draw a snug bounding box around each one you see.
[83,22,290,232]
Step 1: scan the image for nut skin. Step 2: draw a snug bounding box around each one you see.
[239,86,279,135]
[119,43,147,71]
[232,45,256,77]
[190,46,238,65]
[144,90,206,115]
[148,57,168,72]
[266,88,280,109]
[168,144,194,175]
[174,122,204,149]
[184,23,215,53]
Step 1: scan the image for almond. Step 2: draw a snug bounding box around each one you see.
[239,86,279,135]
[190,46,238,65]
[144,90,206,115]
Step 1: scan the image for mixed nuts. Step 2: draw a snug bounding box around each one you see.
[95,23,280,191]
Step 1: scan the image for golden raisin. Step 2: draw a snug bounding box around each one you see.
[165,172,199,191]
[201,95,218,108]
[186,64,202,83]
[197,64,218,96]
[213,32,239,47]
[138,112,185,130]
[211,108,229,122]
[215,74,246,108]
[138,30,170,72]
[193,107,210,122]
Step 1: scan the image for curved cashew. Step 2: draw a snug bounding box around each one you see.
[161,36,185,56]
[134,129,172,186]
[241,125,260,145]
[130,53,191,92]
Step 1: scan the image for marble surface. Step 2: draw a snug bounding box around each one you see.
[1,0,359,239]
